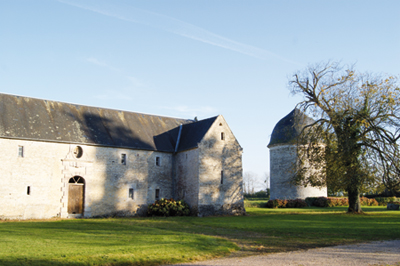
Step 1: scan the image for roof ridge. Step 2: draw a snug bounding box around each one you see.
[0,92,193,121]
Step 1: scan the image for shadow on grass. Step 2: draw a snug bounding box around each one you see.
[1,208,399,265]
[128,207,400,255]
[0,258,190,266]
[0,219,236,266]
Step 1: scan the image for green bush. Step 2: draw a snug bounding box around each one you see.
[287,199,308,208]
[313,197,329,207]
[305,197,318,207]
[305,197,378,207]
[147,198,190,217]
[244,201,268,208]
[266,199,281,208]
[269,197,378,208]
[266,199,307,208]
[375,197,400,206]
[244,190,269,199]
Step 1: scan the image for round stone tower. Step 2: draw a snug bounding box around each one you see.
[268,109,327,200]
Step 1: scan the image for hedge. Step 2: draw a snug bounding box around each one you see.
[305,197,379,207]
[374,197,400,206]
[265,199,308,208]
[267,197,400,208]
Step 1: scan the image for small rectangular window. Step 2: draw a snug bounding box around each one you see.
[18,146,24,157]
[27,186,30,195]
[129,188,134,199]
[221,132,225,140]
[156,156,160,166]
[221,171,224,184]
[121,154,126,165]
[155,189,160,200]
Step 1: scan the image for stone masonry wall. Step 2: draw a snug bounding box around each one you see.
[197,116,245,216]
[269,144,327,200]
[0,138,173,219]
[175,149,199,213]
[0,139,63,219]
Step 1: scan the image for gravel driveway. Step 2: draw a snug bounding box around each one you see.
[170,240,400,266]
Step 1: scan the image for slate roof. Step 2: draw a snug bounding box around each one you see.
[176,116,218,152]
[268,108,315,147]
[0,93,215,152]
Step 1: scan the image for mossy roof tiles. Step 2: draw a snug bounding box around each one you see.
[0,93,214,152]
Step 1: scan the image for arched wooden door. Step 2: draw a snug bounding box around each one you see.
[68,176,85,215]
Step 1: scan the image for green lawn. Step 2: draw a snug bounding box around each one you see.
[1,206,399,265]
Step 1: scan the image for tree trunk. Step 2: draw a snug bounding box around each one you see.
[347,186,362,213]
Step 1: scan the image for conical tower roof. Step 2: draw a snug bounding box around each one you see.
[268,108,315,147]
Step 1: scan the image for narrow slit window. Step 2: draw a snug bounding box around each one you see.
[129,188,134,199]
[155,189,160,200]
[121,154,126,165]
[27,186,30,195]
[156,156,161,166]
[221,132,225,140]
[18,146,24,157]
[221,171,224,184]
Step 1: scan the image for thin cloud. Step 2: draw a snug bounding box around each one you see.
[86,57,122,72]
[85,58,149,101]
[58,0,301,65]
[86,57,108,67]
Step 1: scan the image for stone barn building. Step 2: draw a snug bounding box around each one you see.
[0,93,244,219]
[268,109,327,200]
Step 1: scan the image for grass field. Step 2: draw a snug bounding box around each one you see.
[1,206,399,265]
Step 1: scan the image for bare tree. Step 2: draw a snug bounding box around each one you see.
[263,172,270,189]
[243,172,257,195]
[289,61,400,213]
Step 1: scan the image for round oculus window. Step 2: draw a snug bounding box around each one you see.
[73,146,83,158]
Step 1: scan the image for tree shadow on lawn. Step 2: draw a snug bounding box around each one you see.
[127,208,400,256]
[0,257,197,266]
[0,219,236,266]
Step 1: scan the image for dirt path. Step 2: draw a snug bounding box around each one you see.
[170,240,400,266]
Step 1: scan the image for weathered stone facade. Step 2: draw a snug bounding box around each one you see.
[0,93,245,219]
[268,109,327,200]
[175,116,244,216]
[269,144,327,200]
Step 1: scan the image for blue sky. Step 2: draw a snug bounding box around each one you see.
[1,0,399,189]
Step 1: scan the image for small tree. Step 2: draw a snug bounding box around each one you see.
[289,61,400,213]
[243,172,257,195]
[264,172,270,197]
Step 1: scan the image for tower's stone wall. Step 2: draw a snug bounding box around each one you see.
[269,144,327,200]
